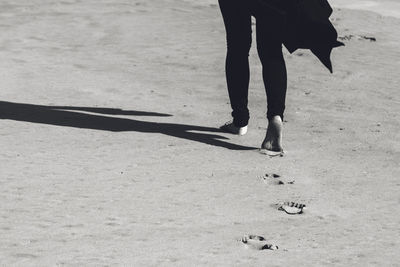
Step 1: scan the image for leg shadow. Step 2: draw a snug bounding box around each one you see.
[0,101,256,150]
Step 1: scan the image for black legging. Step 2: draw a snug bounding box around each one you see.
[219,0,287,127]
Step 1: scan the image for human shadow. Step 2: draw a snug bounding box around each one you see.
[0,101,256,150]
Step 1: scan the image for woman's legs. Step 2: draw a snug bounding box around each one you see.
[218,0,252,128]
[218,0,287,151]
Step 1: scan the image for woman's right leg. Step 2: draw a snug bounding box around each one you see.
[218,0,252,128]
[253,5,287,152]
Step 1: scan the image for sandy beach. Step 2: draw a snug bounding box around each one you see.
[331,0,400,18]
[1,0,399,266]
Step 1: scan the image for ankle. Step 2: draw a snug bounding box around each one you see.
[269,115,283,124]
[237,125,248,135]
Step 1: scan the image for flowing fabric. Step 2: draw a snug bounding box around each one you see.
[258,0,344,72]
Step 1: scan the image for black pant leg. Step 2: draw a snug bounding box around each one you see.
[253,3,288,120]
[218,0,252,127]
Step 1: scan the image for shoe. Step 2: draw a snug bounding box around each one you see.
[220,121,248,135]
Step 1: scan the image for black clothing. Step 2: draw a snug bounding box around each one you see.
[219,0,287,127]
[259,0,344,72]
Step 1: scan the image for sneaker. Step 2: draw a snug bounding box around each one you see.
[220,121,248,135]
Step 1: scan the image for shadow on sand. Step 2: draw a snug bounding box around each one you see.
[0,101,256,150]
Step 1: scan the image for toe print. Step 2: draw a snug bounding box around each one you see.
[262,173,294,185]
[241,235,278,250]
[278,202,306,214]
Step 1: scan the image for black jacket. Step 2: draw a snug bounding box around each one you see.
[259,0,344,73]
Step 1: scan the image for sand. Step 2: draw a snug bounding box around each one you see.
[331,0,400,18]
[0,0,399,266]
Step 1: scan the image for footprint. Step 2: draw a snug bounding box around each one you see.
[241,235,278,250]
[259,149,284,157]
[262,174,295,185]
[295,52,309,57]
[277,202,306,215]
[338,34,376,42]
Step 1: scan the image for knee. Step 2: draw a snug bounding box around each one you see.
[257,42,283,61]
[226,35,252,56]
